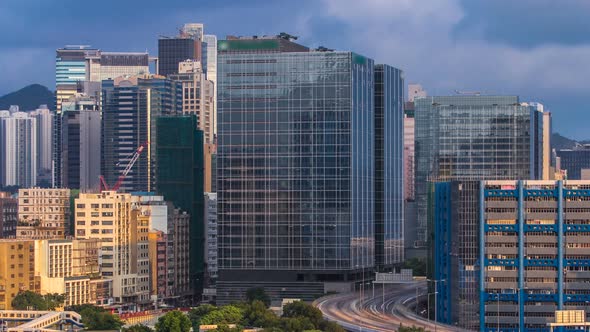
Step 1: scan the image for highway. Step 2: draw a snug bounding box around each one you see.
[315,282,470,332]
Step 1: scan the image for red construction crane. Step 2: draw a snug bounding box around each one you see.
[99,142,148,192]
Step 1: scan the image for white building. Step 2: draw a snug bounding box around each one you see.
[0,111,37,187]
[30,106,53,173]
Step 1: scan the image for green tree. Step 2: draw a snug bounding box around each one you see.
[282,301,323,327]
[43,293,65,309]
[188,304,217,331]
[155,311,191,332]
[212,325,241,332]
[200,305,244,325]
[402,258,426,276]
[12,291,48,310]
[69,304,123,330]
[123,324,154,332]
[280,317,315,332]
[242,300,279,328]
[246,287,271,307]
[319,321,346,332]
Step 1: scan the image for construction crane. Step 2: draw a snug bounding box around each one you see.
[99,142,148,192]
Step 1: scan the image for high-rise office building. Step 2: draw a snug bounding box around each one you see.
[0,111,37,187]
[158,36,201,77]
[202,34,218,134]
[17,188,70,239]
[155,116,204,299]
[204,143,217,193]
[0,192,17,238]
[414,96,547,249]
[60,94,101,191]
[374,64,404,270]
[168,60,215,143]
[101,75,182,192]
[435,180,590,330]
[216,36,403,302]
[555,146,590,180]
[55,47,152,188]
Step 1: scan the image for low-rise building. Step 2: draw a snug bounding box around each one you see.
[0,192,17,238]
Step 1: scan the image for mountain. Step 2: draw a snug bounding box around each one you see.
[0,84,54,111]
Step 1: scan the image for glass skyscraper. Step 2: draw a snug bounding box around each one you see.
[556,146,590,179]
[101,75,182,193]
[216,37,403,303]
[414,95,548,329]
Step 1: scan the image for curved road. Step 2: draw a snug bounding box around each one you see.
[315,282,469,332]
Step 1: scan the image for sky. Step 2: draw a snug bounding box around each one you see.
[1,0,589,138]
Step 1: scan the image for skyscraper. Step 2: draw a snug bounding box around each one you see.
[202,34,218,134]
[155,115,204,299]
[555,146,590,180]
[54,47,152,188]
[168,60,215,143]
[0,111,37,187]
[374,64,405,271]
[414,96,547,249]
[216,36,403,302]
[60,94,101,191]
[30,105,53,175]
[158,36,202,77]
[101,75,182,192]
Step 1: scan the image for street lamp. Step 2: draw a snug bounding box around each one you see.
[426,278,446,332]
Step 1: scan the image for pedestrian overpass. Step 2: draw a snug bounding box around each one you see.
[0,310,83,332]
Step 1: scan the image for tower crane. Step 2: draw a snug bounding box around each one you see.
[99,142,148,192]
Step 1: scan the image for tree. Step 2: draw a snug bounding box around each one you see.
[69,304,123,330]
[155,310,191,332]
[319,321,346,332]
[246,287,271,307]
[279,317,315,332]
[11,291,64,310]
[212,325,241,332]
[200,305,244,326]
[123,325,154,332]
[189,304,217,331]
[402,258,426,276]
[242,300,279,328]
[282,301,323,327]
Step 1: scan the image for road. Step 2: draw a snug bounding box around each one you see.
[315,282,469,332]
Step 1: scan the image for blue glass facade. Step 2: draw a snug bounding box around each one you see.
[101,76,182,192]
[216,40,403,302]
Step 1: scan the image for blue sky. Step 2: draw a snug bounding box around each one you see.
[1,0,590,138]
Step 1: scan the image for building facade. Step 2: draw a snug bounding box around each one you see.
[415,96,548,249]
[216,36,403,302]
[168,60,215,143]
[204,193,218,288]
[0,192,17,238]
[17,188,70,239]
[0,239,37,309]
[166,206,192,304]
[435,180,590,331]
[556,146,590,180]
[75,191,151,310]
[158,37,201,77]
[374,64,404,270]
[155,116,204,299]
[29,106,53,178]
[101,75,182,193]
[60,94,101,192]
[0,111,37,187]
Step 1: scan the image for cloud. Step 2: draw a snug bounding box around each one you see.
[316,0,590,137]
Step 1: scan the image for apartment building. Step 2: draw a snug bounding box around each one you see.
[75,191,150,310]
[17,188,70,239]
